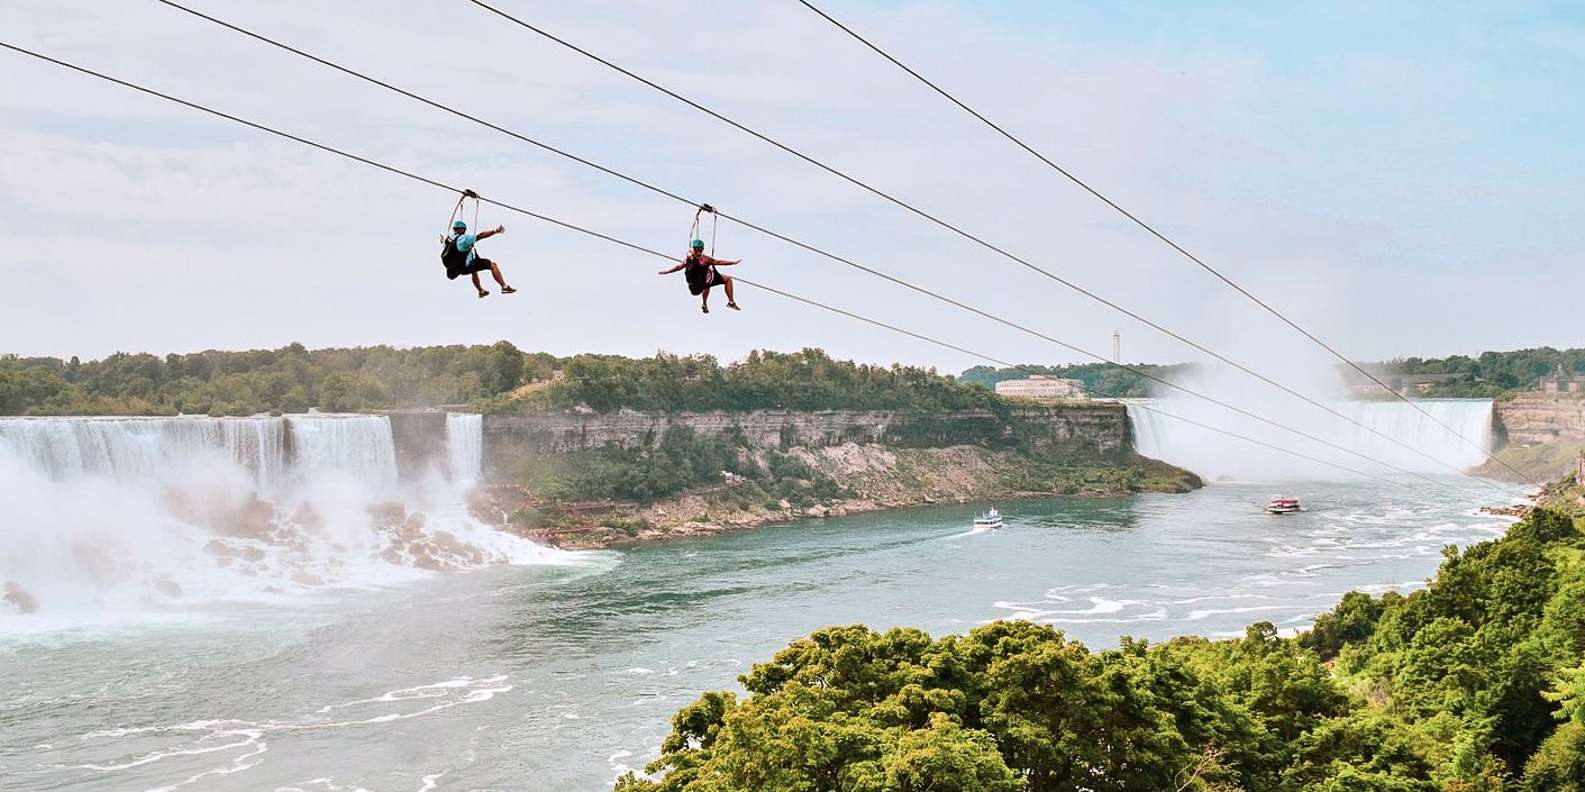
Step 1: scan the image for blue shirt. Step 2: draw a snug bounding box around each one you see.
[453,232,478,263]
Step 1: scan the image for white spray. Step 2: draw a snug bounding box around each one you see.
[0,413,567,627]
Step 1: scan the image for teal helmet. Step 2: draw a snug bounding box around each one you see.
[453,219,468,231]
[690,239,705,250]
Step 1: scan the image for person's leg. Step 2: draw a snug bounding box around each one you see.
[723,275,739,309]
[471,272,488,298]
[489,261,515,294]
[700,285,710,313]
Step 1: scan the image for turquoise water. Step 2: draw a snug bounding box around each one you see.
[0,479,1519,790]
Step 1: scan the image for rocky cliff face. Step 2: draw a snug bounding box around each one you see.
[1496,396,1585,447]
[387,411,448,482]
[480,404,1129,478]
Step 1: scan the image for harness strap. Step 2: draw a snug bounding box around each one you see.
[447,188,482,233]
[690,202,717,253]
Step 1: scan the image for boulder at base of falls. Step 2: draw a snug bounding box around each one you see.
[3,582,39,614]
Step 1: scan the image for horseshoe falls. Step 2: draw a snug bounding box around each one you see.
[1127,399,1496,482]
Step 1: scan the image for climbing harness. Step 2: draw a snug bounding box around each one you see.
[448,188,481,234]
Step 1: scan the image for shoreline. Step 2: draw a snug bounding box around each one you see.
[488,488,1139,551]
[481,470,1538,552]
[474,445,1202,550]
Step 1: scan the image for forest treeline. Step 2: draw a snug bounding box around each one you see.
[964,347,1585,400]
[618,504,1585,791]
[0,344,998,416]
[10,343,1575,417]
[1367,347,1585,398]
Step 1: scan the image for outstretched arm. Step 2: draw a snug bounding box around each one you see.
[476,225,506,240]
[708,256,742,267]
[658,262,686,275]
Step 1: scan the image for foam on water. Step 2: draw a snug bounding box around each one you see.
[988,497,1513,631]
[0,414,571,628]
[43,674,512,792]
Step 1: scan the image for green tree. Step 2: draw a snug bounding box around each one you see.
[1521,722,1585,791]
[317,372,360,412]
[622,507,1585,792]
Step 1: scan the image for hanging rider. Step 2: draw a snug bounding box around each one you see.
[441,192,516,299]
[660,238,740,313]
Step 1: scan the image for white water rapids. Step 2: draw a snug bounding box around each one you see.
[1128,398,1496,481]
[0,413,564,629]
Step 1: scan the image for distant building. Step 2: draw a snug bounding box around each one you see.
[1340,368,1465,397]
[995,375,1087,401]
[1538,364,1585,394]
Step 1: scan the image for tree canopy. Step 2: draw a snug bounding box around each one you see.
[0,342,539,416]
[0,345,997,417]
[548,349,1000,414]
[619,506,1585,791]
[962,347,1585,400]
[1363,347,1585,397]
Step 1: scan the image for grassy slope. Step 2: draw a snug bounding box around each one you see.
[1473,441,1585,483]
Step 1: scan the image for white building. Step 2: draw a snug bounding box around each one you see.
[995,375,1087,400]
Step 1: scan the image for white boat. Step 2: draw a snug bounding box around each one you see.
[1266,496,1301,515]
[973,508,1003,529]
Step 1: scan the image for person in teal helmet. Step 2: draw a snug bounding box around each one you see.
[441,213,516,299]
[658,238,740,313]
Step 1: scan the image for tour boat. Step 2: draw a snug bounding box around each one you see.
[973,508,1004,529]
[1266,496,1301,515]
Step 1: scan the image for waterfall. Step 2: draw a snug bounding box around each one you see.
[1127,399,1495,481]
[0,412,563,626]
[0,415,406,494]
[446,413,483,485]
[287,415,400,493]
[0,416,289,489]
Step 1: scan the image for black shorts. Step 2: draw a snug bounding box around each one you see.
[687,266,724,295]
[446,257,494,280]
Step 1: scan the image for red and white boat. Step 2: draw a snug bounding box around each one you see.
[1266,496,1301,515]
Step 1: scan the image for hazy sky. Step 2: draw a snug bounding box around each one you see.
[2,0,1580,376]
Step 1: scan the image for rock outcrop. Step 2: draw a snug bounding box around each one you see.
[1495,396,1585,447]
[3,581,38,614]
[386,411,449,482]
[481,404,1128,478]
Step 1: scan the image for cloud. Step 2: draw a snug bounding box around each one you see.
[0,0,1579,375]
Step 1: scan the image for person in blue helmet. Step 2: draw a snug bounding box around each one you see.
[658,239,740,313]
[441,216,516,299]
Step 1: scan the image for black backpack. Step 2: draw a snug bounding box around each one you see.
[440,235,470,276]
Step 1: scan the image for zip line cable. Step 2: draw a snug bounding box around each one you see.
[445,0,1507,485]
[0,38,1496,492]
[148,0,1496,488]
[738,280,1410,488]
[791,0,1533,486]
[0,40,1402,486]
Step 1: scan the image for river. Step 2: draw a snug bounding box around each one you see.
[1,473,1519,790]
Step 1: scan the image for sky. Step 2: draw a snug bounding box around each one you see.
[1,0,1581,379]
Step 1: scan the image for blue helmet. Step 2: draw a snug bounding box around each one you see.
[690,239,705,250]
[453,219,468,231]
